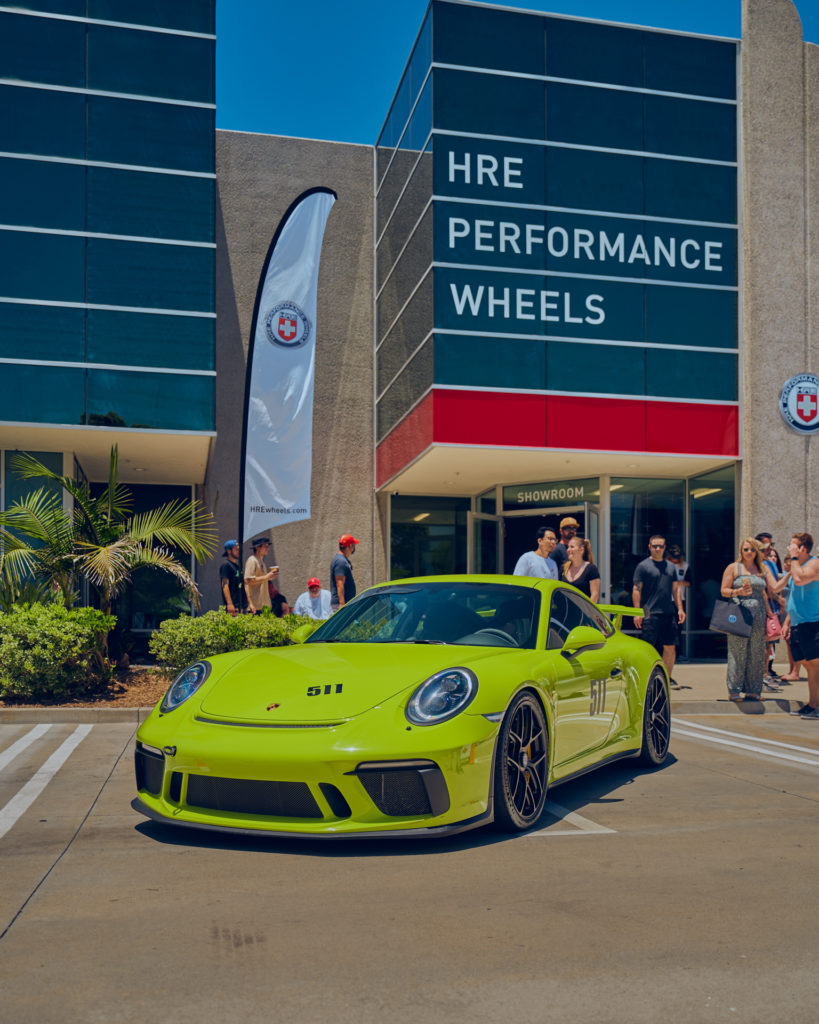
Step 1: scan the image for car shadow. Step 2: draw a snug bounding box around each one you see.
[133,754,677,857]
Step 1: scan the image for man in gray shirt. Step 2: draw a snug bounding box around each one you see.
[513,526,558,579]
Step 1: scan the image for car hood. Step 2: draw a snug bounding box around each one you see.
[198,643,506,723]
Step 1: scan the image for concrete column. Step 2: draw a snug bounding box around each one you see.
[741,0,815,541]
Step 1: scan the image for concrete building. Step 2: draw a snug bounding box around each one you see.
[2,0,817,657]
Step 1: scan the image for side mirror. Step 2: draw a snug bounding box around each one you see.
[562,625,606,657]
[290,622,319,645]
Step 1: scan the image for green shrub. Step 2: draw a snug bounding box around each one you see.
[0,603,115,702]
[148,609,319,674]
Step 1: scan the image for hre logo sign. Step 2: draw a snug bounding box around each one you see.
[779,374,819,434]
[264,302,310,349]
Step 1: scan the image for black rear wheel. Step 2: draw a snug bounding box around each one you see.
[639,669,671,766]
[493,692,549,831]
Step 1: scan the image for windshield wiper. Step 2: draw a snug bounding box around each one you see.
[395,638,448,645]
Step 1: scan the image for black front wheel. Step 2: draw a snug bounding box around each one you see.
[493,692,549,831]
[638,669,671,767]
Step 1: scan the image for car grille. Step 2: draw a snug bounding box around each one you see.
[185,775,323,818]
[355,763,450,818]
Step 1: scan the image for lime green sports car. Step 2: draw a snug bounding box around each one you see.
[132,576,670,838]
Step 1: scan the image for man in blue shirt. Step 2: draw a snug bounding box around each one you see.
[513,526,558,579]
[331,534,359,609]
[784,532,819,717]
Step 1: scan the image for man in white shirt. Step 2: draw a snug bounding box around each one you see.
[513,526,558,579]
[293,577,332,620]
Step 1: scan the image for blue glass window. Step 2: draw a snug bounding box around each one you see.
[377,343,433,442]
[545,147,643,217]
[87,96,214,172]
[645,285,736,349]
[0,85,85,160]
[0,364,85,424]
[0,158,85,231]
[377,144,433,288]
[0,231,84,302]
[645,32,736,100]
[548,341,644,396]
[645,159,736,224]
[432,1,545,76]
[86,368,214,431]
[433,68,544,141]
[434,333,546,391]
[0,303,85,362]
[0,12,85,88]
[87,310,214,370]
[377,82,432,237]
[377,10,431,169]
[89,0,214,34]
[378,209,432,340]
[646,348,737,401]
[87,167,214,242]
[645,94,735,162]
[545,17,643,88]
[88,25,214,104]
[547,83,643,152]
[86,239,214,312]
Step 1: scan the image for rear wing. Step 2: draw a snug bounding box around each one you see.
[597,604,638,630]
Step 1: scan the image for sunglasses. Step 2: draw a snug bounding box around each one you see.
[650,544,665,549]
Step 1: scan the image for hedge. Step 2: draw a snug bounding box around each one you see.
[0,603,115,702]
[148,609,319,674]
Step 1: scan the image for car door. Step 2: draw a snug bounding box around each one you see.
[549,589,623,767]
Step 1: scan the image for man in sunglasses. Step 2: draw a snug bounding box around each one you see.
[632,535,686,686]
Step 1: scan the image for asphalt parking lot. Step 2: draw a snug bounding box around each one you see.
[1,698,818,1024]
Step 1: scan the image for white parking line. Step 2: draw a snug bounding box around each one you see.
[527,800,616,837]
[0,724,52,772]
[0,725,93,841]
[672,716,819,768]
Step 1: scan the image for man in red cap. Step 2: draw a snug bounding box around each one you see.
[331,534,359,609]
[293,577,332,620]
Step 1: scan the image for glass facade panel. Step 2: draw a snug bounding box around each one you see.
[0,303,85,362]
[548,341,644,396]
[377,209,432,342]
[89,0,215,34]
[86,239,214,311]
[0,85,85,159]
[11,2,84,14]
[433,68,545,140]
[390,495,469,579]
[688,465,736,658]
[545,17,644,88]
[87,310,214,370]
[376,9,431,171]
[377,146,432,288]
[0,12,85,88]
[377,340,434,441]
[87,25,214,103]
[645,348,737,401]
[644,32,736,100]
[0,364,85,424]
[433,135,546,206]
[376,83,432,238]
[0,158,85,231]
[86,369,214,430]
[547,82,643,152]
[0,231,85,302]
[87,167,214,241]
[87,96,214,172]
[544,147,644,216]
[434,334,546,391]
[4,451,63,513]
[432,1,545,75]
[645,158,736,223]
[645,286,737,348]
[645,94,736,162]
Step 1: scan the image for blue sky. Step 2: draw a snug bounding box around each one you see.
[216,0,819,144]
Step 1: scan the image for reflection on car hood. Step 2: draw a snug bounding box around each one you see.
[198,643,508,723]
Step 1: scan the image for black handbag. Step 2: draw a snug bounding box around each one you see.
[709,598,753,638]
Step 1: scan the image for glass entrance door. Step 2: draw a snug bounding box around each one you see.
[468,512,503,574]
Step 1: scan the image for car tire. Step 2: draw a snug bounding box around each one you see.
[638,668,671,767]
[493,691,549,831]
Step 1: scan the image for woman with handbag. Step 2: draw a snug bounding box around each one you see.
[719,538,779,701]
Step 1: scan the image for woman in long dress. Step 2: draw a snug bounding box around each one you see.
[720,538,778,702]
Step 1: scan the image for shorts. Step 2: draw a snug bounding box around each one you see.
[789,620,819,663]
[641,613,678,654]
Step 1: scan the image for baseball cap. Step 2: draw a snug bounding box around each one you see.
[338,534,360,546]
[308,577,320,588]
[560,517,579,529]
[223,538,238,554]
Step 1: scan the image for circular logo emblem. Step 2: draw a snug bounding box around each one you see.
[728,614,737,624]
[264,302,310,349]
[779,373,819,434]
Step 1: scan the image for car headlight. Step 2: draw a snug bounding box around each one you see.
[405,668,478,725]
[160,661,211,713]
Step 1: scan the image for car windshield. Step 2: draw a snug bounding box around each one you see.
[306,582,541,648]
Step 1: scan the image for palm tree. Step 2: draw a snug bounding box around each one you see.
[0,447,216,648]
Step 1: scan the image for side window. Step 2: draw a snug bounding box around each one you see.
[546,589,584,649]
[566,592,615,638]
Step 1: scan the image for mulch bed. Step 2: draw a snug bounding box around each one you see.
[0,666,171,710]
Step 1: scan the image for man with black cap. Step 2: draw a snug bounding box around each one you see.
[219,539,249,615]
[244,536,279,614]
[331,534,359,609]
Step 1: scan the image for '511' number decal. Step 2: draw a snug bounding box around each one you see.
[589,678,607,716]
[307,684,343,696]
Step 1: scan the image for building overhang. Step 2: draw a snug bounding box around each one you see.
[0,423,215,485]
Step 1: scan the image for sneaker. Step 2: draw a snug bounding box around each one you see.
[791,704,817,716]
[669,678,680,689]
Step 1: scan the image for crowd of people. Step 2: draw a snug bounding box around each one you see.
[219,532,361,622]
